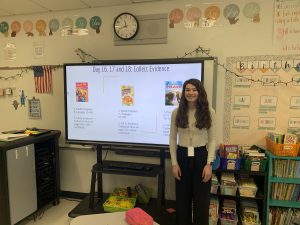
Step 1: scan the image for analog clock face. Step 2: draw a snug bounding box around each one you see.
[114,13,139,40]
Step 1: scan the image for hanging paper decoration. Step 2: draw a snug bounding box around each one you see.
[23,20,34,37]
[204,6,220,27]
[243,2,261,23]
[48,18,60,36]
[0,21,9,37]
[33,65,52,93]
[36,19,47,36]
[169,8,184,28]
[75,17,88,35]
[19,90,27,107]
[223,4,240,24]
[12,100,19,110]
[11,21,21,37]
[186,6,201,28]
[89,16,102,34]
[62,17,74,36]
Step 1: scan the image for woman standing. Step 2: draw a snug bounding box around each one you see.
[169,78,216,225]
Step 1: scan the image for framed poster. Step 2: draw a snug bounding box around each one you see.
[28,97,41,118]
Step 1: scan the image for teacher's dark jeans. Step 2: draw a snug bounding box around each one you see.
[175,146,211,225]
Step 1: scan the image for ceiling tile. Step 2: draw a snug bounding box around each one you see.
[81,0,132,8]
[30,0,88,12]
[0,8,11,17]
[0,0,48,15]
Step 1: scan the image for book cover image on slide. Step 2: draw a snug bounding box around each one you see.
[76,82,88,102]
[121,85,134,106]
[165,81,183,106]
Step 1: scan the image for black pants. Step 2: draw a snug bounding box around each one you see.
[175,146,211,225]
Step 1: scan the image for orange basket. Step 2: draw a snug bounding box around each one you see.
[266,137,299,157]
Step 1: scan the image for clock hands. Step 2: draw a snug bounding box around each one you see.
[117,21,128,31]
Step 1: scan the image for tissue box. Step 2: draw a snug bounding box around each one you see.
[125,207,153,225]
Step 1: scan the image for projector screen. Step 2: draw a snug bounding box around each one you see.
[64,58,204,147]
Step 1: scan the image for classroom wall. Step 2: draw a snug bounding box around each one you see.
[0,0,297,200]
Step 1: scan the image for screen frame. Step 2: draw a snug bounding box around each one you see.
[64,57,205,148]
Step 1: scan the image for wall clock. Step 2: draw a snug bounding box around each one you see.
[113,13,139,40]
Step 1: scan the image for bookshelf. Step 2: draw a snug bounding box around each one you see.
[212,167,268,225]
[265,150,300,225]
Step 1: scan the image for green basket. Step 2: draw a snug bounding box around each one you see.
[243,159,267,172]
[103,195,136,212]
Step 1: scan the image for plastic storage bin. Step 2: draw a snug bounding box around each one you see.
[242,220,261,225]
[221,158,242,170]
[209,217,218,225]
[220,217,238,225]
[243,159,267,172]
[238,186,258,198]
[103,195,136,212]
[220,184,237,196]
[266,137,299,156]
[211,184,219,194]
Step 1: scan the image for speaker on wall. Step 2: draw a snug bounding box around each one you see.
[114,13,168,46]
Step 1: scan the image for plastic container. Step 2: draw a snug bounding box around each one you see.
[209,217,219,225]
[125,207,154,225]
[242,220,261,225]
[266,137,299,157]
[103,195,136,212]
[220,184,237,196]
[221,158,242,170]
[238,186,258,198]
[243,159,267,172]
[211,184,219,194]
[220,217,238,225]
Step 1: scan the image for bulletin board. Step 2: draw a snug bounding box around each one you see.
[223,55,300,145]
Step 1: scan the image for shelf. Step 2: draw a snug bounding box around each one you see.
[98,160,162,177]
[270,177,300,184]
[211,189,265,201]
[269,199,300,208]
[213,168,267,176]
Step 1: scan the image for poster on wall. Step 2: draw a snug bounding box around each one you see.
[273,0,300,53]
[28,97,41,118]
[223,55,300,145]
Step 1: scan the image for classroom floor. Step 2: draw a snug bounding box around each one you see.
[19,198,80,225]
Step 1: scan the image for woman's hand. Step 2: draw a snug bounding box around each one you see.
[172,164,181,180]
[202,164,212,182]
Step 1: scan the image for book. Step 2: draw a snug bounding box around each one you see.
[220,144,239,159]
[121,85,134,106]
[283,133,298,144]
[0,133,28,141]
[76,82,88,102]
[165,81,182,106]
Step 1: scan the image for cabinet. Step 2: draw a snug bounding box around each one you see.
[212,158,268,225]
[265,150,300,225]
[6,144,37,225]
[0,130,60,225]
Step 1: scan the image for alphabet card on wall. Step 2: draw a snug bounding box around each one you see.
[224,55,300,145]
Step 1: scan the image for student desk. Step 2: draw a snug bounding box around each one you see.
[70,211,160,225]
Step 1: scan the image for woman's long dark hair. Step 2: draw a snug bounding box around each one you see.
[175,78,212,129]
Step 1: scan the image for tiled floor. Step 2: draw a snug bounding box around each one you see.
[20,198,80,225]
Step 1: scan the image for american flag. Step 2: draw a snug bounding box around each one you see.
[33,65,52,93]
